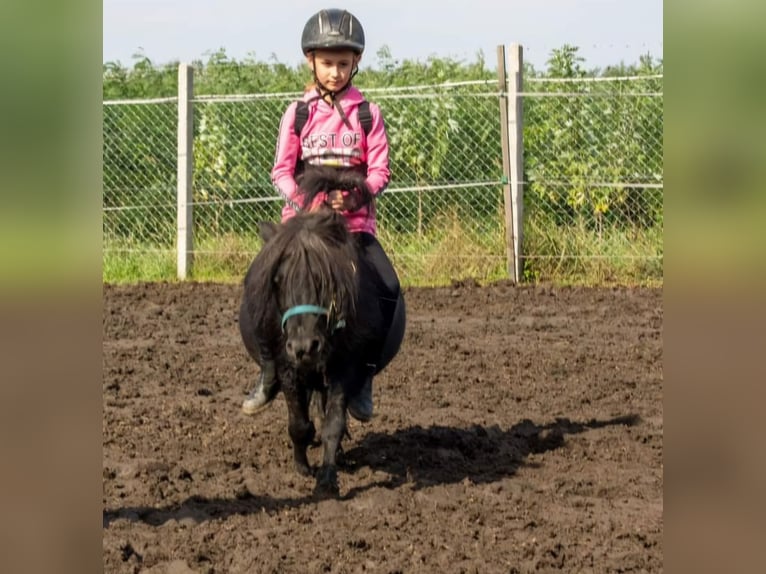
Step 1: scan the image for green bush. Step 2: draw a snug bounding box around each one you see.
[103,45,663,285]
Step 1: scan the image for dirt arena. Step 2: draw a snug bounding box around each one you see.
[103,280,663,573]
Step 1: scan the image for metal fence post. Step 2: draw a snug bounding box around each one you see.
[177,63,194,279]
[507,44,524,283]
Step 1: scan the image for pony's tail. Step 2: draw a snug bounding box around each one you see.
[296,166,373,212]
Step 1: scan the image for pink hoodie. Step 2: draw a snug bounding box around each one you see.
[271,86,390,235]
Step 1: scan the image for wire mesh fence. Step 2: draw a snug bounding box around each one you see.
[102,73,663,285]
[103,98,178,249]
[521,74,663,282]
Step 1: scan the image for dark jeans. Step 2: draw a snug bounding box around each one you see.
[356,232,400,300]
[355,232,404,372]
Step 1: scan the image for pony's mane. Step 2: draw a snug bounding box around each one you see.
[247,210,358,331]
[296,166,373,211]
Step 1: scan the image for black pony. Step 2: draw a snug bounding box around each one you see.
[238,167,406,497]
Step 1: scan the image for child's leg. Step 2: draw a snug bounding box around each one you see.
[242,356,278,415]
[346,362,376,422]
[358,232,400,302]
[239,303,279,415]
[347,233,401,422]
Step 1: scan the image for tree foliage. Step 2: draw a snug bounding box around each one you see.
[103,46,663,244]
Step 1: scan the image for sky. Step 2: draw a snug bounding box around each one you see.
[103,0,663,71]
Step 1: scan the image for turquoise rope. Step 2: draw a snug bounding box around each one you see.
[281,304,346,333]
[281,305,329,331]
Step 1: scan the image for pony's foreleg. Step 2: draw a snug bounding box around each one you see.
[282,373,315,477]
[314,384,347,498]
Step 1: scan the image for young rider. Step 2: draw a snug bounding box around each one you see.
[242,8,400,423]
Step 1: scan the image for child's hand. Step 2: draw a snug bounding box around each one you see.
[328,190,352,212]
[308,193,328,212]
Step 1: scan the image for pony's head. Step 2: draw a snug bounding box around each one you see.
[253,209,358,369]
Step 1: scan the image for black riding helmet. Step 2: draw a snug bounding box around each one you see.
[301,9,365,55]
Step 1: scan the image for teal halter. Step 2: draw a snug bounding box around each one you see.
[281,304,346,333]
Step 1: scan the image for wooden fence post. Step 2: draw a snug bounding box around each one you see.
[507,44,525,283]
[497,45,516,282]
[177,63,194,279]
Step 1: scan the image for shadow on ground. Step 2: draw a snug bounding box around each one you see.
[104,414,639,528]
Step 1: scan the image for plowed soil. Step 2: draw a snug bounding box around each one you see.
[103,281,663,573]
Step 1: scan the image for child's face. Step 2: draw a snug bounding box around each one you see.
[308,49,360,92]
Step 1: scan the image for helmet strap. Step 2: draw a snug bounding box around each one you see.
[309,53,356,129]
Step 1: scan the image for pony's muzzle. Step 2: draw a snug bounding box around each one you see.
[286,337,322,364]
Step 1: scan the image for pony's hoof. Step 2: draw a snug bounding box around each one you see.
[313,480,340,499]
[295,462,313,477]
[313,467,340,498]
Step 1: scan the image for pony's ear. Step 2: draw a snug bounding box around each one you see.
[258,221,279,243]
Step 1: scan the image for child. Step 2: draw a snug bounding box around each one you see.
[242,8,400,422]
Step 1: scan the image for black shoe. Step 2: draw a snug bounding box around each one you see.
[348,369,374,422]
[242,361,278,415]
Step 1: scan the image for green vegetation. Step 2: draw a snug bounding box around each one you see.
[103,45,663,286]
